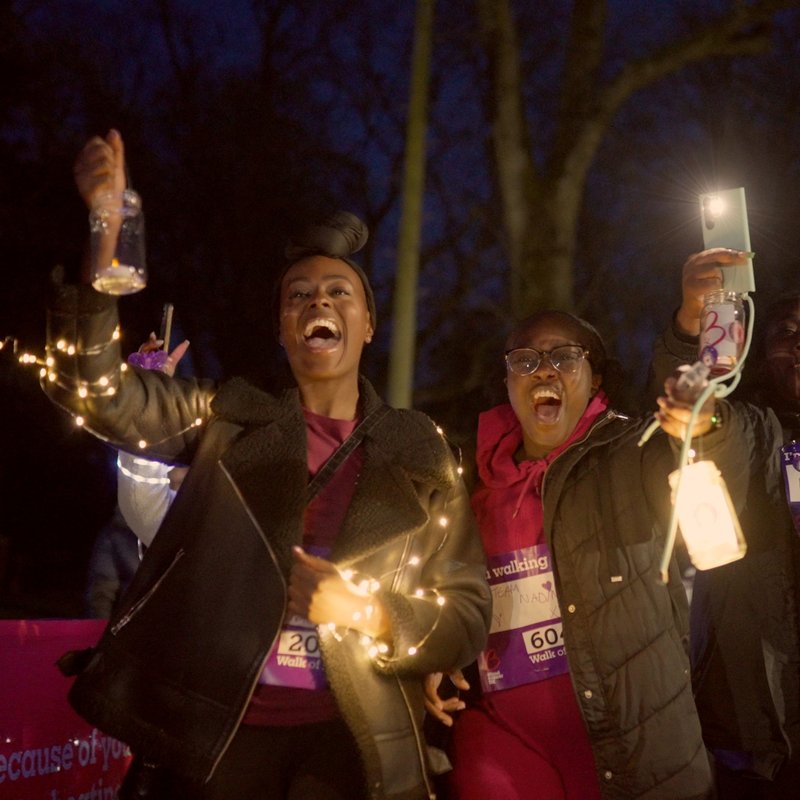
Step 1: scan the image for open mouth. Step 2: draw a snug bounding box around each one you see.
[303,317,341,350]
[531,386,562,423]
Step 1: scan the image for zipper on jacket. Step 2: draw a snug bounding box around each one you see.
[204,462,287,782]
[539,409,622,500]
[110,548,186,635]
[391,533,416,594]
[396,660,436,799]
[391,533,439,798]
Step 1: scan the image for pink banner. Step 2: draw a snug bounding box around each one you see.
[0,620,131,800]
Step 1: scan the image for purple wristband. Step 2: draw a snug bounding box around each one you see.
[127,350,169,371]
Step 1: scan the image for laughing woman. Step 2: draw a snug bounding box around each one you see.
[45,133,490,800]
[441,310,779,800]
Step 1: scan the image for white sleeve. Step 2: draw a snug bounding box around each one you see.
[116,451,176,547]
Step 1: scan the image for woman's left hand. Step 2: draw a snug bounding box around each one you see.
[655,373,716,439]
[288,547,391,639]
[423,670,469,727]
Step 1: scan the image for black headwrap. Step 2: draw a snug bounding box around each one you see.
[274,211,376,334]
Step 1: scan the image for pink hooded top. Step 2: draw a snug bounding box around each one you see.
[466,393,609,791]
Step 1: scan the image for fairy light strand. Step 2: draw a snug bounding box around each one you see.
[8,330,466,663]
[6,328,205,451]
[325,491,454,663]
[318,418,462,663]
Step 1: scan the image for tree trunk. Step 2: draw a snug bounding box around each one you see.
[387,0,435,408]
[478,0,794,318]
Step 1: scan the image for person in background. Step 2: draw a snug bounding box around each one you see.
[84,504,140,619]
[115,333,190,546]
[72,130,191,546]
[649,249,800,800]
[47,131,490,800]
[428,307,781,799]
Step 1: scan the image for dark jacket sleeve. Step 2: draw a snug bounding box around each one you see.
[645,313,699,408]
[375,474,491,676]
[42,284,215,463]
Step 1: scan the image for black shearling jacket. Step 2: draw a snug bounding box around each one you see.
[45,287,491,800]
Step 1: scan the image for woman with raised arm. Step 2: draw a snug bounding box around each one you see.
[436,309,780,799]
[649,250,800,799]
[48,131,490,800]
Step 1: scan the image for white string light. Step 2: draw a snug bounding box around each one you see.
[325,553,451,663]
[8,328,463,665]
[5,328,205,450]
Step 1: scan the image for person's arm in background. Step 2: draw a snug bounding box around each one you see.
[117,334,190,547]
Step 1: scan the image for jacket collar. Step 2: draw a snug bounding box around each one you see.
[207,376,455,572]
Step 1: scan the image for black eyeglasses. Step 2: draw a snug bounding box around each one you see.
[505,345,588,376]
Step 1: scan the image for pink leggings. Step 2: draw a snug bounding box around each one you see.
[447,704,602,800]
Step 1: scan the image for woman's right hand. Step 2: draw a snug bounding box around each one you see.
[73,129,126,210]
[675,248,751,336]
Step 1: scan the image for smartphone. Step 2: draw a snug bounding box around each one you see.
[158,303,174,353]
[699,187,755,294]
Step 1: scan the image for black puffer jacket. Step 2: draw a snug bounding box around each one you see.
[45,287,491,800]
[539,406,722,799]
[650,322,800,780]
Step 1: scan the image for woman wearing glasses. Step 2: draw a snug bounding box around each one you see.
[441,309,766,799]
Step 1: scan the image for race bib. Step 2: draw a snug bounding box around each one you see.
[258,614,327,690]
[258,544,329,690]
[478,543,568,692]
[780,442,800,537]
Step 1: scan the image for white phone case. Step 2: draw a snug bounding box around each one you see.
[699,187,754,293]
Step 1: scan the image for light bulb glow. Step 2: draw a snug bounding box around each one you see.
[707,195,726,219]
[670,461,746,570]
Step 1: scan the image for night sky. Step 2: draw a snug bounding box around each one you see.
[3,0,800,618]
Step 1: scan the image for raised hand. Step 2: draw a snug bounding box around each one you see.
[73,129,126,210]
[676,248,752,336]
